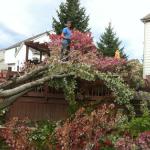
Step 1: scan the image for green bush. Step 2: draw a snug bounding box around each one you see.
[0,138,9,150]
[124,113,150,137]
[28,121,57,150]
[0,109,7,124]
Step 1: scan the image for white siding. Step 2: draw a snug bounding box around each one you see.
[0,50,8,70]
[15,45,33,71]
[4,45,33,71]
[143,22,150,78]
[34,34,50,43]
[5,48,16,64]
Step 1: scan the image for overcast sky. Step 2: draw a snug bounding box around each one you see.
[0,0,150,60]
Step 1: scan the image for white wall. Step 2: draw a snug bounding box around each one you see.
[0,50,8,70]
[5,48,16,64]
[4,48,16,71]
[34,33,50,43]
[143,22,150,78]
[15,45,33,71]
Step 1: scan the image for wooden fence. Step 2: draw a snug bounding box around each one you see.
[6,80,113,121]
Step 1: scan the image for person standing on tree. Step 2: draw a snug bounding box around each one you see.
[61,21,72,61]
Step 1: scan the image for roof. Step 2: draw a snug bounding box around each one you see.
[2,31,51,51]
[25,41,50,55]
[141,13,150,23]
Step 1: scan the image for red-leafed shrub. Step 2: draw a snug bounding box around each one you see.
[49,30,97,53]
[49,33,62,49]
[136,131,150,150]
[114,131,150,150]
[114,135,136,150]
[1,117,32,150]
[55,104,122,150]
[70,30,96,52]
[69,50,126,72]
[49,31,126,72]
[1,112,150,150]
[95,57,126,72]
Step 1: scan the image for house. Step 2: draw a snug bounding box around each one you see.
[0,31,53,72]
[141,14,150,79]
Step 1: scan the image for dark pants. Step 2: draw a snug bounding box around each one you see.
[61,39,71,61]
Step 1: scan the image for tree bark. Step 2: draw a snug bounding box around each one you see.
[0,65,49,89]
[0,74,72,98]
[0,89,32,110]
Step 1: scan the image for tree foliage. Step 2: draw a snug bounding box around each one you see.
[49,30,96,53]
[49,30,127,72]
[52,0,90,34]
[97,23,127,58]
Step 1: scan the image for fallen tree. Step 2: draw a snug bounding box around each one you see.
[0,56,136,118]
[0,55,133,113]
[0,31,149,115]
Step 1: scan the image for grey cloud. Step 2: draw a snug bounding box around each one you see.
[0,22,26,49]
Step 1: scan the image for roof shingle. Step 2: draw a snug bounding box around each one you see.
[141,13,150,23]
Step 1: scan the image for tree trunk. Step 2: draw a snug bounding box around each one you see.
[0,65,49,89]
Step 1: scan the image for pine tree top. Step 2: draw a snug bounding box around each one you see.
[97,22,127,59]
[52,0,90,34]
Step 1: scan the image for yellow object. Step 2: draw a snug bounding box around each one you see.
[115,50,120,59]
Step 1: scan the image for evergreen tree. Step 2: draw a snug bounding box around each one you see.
[52,0,89,34]
[97,23,127,58]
